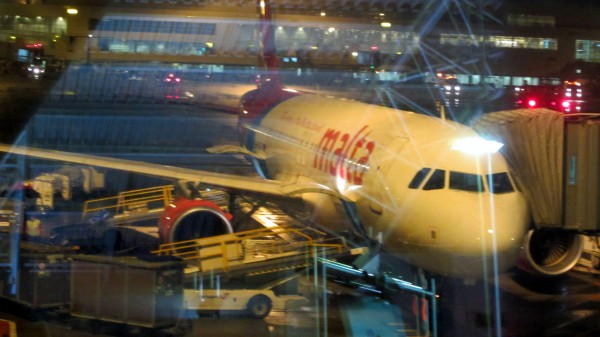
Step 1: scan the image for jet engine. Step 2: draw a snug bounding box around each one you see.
[519,229,584,276]
[158,197,234,243]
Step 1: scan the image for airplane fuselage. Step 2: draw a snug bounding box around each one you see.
[240,89,530,278]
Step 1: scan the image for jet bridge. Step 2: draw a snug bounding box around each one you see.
[473,108,600,232]
[473,109,600,276]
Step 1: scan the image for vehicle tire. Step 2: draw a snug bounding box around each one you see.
[246,295,272,319]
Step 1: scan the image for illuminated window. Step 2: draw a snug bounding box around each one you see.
[94,19,216,35]
[440,33,557,50]
[575,40,600,63]
[507,14,556,27]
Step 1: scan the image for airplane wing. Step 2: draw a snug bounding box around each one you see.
[207,144,266,160]
[0,143,347,201]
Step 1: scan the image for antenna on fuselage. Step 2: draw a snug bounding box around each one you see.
[256,0,282,89]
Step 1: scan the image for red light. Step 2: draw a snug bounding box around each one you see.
[164,73,181,84]
[561,101,571,109]
[527,99,537,107]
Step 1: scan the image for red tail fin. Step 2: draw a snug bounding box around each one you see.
[256,0,281,88]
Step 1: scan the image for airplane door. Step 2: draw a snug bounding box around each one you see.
[366,137,409,216]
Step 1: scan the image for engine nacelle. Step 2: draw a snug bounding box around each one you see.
[158,197,233,243]
[518,229,584,276]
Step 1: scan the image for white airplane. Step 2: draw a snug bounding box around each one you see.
[0,0,582,280]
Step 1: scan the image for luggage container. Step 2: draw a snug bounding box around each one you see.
[0,241,72,310]
[70,254,185,332]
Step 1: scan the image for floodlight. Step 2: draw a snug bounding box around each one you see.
[452,137,504,155]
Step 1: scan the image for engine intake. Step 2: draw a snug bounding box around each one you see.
[519,229,584,276]
[159,197,233,243]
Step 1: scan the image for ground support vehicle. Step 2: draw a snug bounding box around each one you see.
[153,224,348,318]
[183,287,307,319]
[153,225,349,275]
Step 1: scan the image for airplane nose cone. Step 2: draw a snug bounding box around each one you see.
[453,207,527,276]
[460,213,524,254]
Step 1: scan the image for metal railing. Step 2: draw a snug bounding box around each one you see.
[152,225,347,271]
[82,185,174,220]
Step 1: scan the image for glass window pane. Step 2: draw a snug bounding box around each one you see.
[423,169,445,190]
[487,172,515,194]
[408,167,431,189]
[449,171,484,192]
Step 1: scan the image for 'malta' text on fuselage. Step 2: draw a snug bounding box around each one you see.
[313,125,375,185]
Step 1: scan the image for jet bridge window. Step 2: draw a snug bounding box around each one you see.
[408,167,431,189]
[449,171,484,192]
[486,172,515,194]
[423,169,445,190]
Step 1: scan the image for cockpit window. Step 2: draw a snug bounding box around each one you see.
[419,170,514,193]
[408,167,431,189]
[449,171,484,192]
[423,169,445,190]
[487,172,515,194]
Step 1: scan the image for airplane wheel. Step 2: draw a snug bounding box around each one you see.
[246,295,272,319]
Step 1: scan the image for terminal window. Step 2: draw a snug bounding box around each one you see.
[575,40,600,63]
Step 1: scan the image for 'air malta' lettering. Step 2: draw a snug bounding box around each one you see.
[313,125,375,185]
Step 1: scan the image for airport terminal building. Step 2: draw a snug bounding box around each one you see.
[1,0,600,86]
